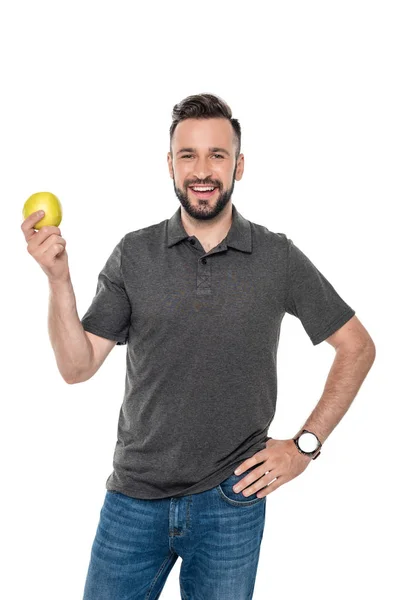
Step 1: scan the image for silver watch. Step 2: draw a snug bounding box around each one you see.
[293,429,322,460]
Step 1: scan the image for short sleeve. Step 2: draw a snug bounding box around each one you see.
[284,237,356,345]
[80,236,131,346]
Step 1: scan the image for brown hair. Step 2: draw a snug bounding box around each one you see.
[169,93,241,161]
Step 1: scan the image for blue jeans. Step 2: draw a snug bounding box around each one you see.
[83,465,267,599]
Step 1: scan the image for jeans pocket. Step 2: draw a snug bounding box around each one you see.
[216,466,266,507]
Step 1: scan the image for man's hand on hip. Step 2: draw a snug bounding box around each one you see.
[232,438,312,498]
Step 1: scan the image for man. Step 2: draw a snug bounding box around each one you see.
[22,93,375,600]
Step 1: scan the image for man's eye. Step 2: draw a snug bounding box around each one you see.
[181,154,224,159]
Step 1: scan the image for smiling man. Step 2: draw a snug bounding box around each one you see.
[169,114,242,242]
[39,92,375,599]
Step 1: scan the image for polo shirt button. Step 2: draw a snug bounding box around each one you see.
[189,238,196,245]
[201,258,207,264]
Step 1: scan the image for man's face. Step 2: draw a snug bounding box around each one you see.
[167,117,244,220]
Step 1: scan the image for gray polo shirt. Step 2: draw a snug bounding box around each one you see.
[80,203,355,499]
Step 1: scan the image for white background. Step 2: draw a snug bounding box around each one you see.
[2,1,398,598]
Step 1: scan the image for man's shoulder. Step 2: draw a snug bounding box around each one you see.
[248,216,289,249]
[122,217,167,245]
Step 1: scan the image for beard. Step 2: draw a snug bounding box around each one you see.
[172,164,237,221]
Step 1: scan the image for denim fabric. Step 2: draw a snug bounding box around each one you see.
[83,466,267,600]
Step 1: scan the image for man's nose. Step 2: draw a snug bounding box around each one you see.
[192,157,213,180]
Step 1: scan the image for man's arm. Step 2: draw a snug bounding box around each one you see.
[48,276,95,383]
[73,331,117,383]
[293,315,376,444]
[232,316,376,497]
[48,276,119,384]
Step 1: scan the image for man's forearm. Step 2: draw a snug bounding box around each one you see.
[294,343,376,445]
[48,276,93,383]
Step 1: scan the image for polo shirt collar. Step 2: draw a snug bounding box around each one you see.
[167,203,252,253]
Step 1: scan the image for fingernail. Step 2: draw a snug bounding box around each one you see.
[234,468,240,475]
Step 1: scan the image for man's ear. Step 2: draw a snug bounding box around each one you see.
[167,152,174,178]
[235,153,245,181]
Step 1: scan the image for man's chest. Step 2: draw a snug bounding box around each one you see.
[123,247,286,333]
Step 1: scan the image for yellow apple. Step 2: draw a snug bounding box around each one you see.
[23,191,62,230]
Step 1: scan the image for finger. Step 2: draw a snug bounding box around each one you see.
[234,451,269,475]
[31,234,65,262]
[256,475,283,498]
[28,226,62,253]
[233,464,270,491]
[21,210,45,241]
[236,467,277,496]
[40,234,66,256]
[46,243,66,258]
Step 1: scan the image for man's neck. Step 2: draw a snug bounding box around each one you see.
[180,203,233,252]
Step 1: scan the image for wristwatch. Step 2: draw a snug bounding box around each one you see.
[293,429,322,460]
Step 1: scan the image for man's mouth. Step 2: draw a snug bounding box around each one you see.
[188,185,219,199]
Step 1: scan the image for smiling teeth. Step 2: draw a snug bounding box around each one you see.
[192,187,215,191]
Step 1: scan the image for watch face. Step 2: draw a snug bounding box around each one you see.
[298,432,318,452]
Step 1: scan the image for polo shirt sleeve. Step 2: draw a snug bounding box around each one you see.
[284,237,355,345]
[80,236,131,346]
